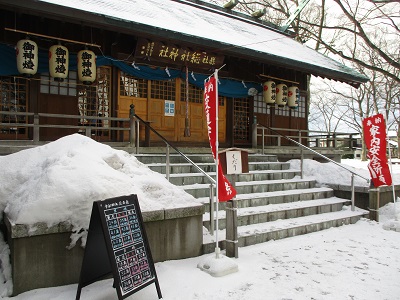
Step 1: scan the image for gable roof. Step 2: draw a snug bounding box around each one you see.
[1,0,369,87]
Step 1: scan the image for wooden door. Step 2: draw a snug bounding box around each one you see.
[38,94,78,141]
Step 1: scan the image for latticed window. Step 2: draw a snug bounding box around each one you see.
[40,71,77,96]
[180,82,225,106]
[233,98,250,141]
[0,76,28,137]
[253,92,305,118]
[253,93,270,114]
[78,67,112,136]
[151,79,175,100]
[180,82,203,103]
[218,96,225,107]
[120,73,148,98]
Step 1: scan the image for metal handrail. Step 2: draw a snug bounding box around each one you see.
[133,114,216,184]
[133,113,216,232]
[257,123,370,211]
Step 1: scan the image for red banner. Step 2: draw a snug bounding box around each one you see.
[362,113,392,187]
[204,77,236,201]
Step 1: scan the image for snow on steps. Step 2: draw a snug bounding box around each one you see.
[137,152,369,252]
[202,197,352,230]
[180,178,316,198]
[202,208,368,253]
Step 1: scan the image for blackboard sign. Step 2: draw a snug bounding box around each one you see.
[76,194,162,300]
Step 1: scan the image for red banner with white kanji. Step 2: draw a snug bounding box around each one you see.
[362,113,392,187]
[204,76,236,201]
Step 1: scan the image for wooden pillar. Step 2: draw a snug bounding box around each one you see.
[225,200,238,258]
[369,188,380,222]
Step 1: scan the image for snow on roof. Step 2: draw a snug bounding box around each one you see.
[30,0,368,86]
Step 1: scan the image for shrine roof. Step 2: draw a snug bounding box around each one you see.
[2,0,369,87]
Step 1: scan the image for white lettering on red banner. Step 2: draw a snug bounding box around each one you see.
[204,77,236,201]
[362,113,392,187]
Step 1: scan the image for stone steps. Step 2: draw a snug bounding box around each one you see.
[202,208,368,252]
[145,161,291,173]
[180,178,316,198]
[135,151,369,252]
[167,169,300,185]
[203,197,351,230]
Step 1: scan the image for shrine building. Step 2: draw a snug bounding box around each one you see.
[0,0,368,148]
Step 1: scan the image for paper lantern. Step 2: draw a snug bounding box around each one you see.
[276,84,288,107]
[16,39,38,76]
[49,45,69,81]
[77,49,96,84]
[288,86,300,109]
[263,81,276,105]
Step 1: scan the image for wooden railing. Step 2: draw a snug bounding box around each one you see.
[252,122,359,153]
[0,111,132,143]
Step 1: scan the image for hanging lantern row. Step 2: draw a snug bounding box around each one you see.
[16,38,96,84]
[262,81,299,109]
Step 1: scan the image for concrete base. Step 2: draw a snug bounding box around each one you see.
[197,250,239,277]
[4,204,204,296]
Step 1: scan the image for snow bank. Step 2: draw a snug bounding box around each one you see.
[0,134,197,234]
[289,158,400,187]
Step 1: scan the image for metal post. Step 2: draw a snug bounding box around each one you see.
[209,184,215,234]
[166,144,170,181]
[351,173,355,211]
[33,114,39,143]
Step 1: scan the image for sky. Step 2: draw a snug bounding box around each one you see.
[0,134,399,299]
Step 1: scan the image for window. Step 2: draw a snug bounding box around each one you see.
[78,67,112,136]
[0,76,28,137]
[253,91,306,118]
[151,79,175,100]
[253,93,270,114]
[120,73,148,98]
[40,71,77,96]
[180,82,203,103]
[234,98,250,141]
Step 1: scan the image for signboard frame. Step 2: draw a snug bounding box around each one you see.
[76,194,162,300]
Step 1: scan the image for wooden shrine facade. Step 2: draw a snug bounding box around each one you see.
[0,0,366,147]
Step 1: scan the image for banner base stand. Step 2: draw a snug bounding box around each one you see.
[197,253,239,277]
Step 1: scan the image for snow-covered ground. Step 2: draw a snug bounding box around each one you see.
[0,134,399,299]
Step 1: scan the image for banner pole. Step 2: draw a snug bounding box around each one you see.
[214,69,220,259]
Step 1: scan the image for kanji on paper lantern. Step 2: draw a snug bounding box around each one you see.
[262,81,276,105]
[77,49,96,84]
[276,84,288,107]
[288,86,299,109]
[16,39,38,76]
[49,45,69,81]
